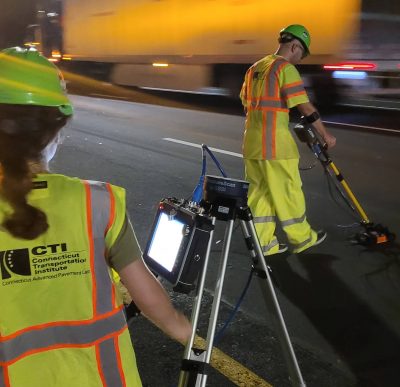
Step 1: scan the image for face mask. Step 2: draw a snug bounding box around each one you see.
[41,131,63,167]
[42,140,59,164]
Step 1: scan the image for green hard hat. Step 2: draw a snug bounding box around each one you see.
[280,24,311,55]
[0,47,73,116]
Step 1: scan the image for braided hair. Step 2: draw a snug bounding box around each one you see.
[0,104,70,239]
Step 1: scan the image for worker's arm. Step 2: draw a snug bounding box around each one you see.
[119,259,192,345]
[297,101,336,148]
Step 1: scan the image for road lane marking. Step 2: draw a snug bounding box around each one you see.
[91,93,129,100]
[194,335,273,387]
[163,138,242,158]
[339,102,400,111]
[322,120,400,134]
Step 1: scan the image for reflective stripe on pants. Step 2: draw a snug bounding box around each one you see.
[244,158,317,254]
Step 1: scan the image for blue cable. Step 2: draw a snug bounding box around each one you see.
[203,145,228,178]
[191,145,207,203]
[191,144,253,347]
[213,269,254,346]
[191,144,228,203]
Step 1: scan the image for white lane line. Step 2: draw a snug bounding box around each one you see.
[163,138,242,158]
[339,102,400,111]
[90,93,129,100]
[322,120,399,134]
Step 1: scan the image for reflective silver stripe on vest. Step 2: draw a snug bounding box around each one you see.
[265,110,275,159]
[251,99,287,109]
[253,216,276,223]
[0,309,126,363]
[265,58,287,158]
[280,213,306,228]
[281,83,305,99]
[267,58,287,97]
[293,236,312,250]
[86,181,127,386]
[86,181,115,315]
[262,239,278,253]
[99,338,124,387]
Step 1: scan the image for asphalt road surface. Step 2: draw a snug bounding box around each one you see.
[51,93,400,387]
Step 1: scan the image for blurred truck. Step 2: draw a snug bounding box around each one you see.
[29,0,399,106]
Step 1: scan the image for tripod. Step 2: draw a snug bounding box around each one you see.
[178,176,306,387]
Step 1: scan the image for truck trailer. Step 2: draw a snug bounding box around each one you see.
[30,0,399,105]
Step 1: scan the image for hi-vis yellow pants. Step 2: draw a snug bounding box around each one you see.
[244,158,318,254]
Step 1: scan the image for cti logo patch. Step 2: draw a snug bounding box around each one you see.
[0,249,32,279]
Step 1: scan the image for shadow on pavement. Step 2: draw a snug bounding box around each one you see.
[268,246,400,387]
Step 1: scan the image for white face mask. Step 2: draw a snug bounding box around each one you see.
[41,131,63,168]
[42,140,59,164]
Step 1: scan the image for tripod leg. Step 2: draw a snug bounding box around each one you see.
[240,219,307,387]
[178,218,235,387]
[204,219,235,361]
[178,217,216,387]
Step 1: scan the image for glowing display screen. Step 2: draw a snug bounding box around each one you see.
[147,213,186,272]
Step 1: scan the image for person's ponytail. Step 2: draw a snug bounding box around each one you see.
[1,157,48,239]
[0,105,69,240]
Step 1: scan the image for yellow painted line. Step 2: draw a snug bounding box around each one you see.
[194,336,273,387]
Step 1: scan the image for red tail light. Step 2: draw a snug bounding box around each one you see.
[323,62,377,71]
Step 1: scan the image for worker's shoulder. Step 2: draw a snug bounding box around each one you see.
[253,54,276,66]
[43,174,124,193]
[42,173,87,187]
[252,54,292,72]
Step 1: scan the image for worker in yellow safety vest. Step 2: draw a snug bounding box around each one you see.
[240,25,336,255]
[0,47,191,386]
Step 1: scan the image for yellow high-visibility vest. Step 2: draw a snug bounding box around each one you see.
[240,54,309,160]
[0,174,142,386]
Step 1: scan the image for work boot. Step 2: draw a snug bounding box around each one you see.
[266,243,288,256]
[295,231,327,254]
[313,230,327,246]
[277,243,289,253]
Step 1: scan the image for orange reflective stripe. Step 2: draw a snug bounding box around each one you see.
[282,80,303,89]
[2,366,10,387]
[114,336,127,387]
[286,90,307,99]
[84,181,97,317]
[276,62,288,79]
[272,112,277,158]
[246,68,254,103]
[275,63,287,97]
[96,344,108,387]
[262,111,266,159]
[264,66,270,98]
[250,106,288,112]
[111,282,117,308]
[103,183,117,308]
[265,111,275,159]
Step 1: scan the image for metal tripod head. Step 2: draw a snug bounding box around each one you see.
[201,175,250,221]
